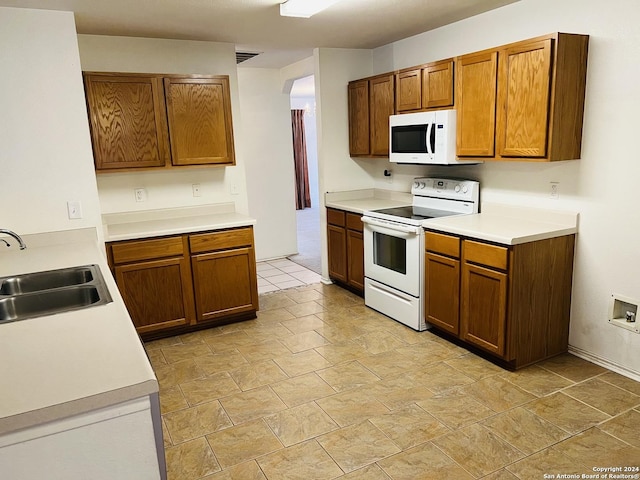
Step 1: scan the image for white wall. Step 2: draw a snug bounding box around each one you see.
[0,8,102,238]
[237,68,298,260]
[359,0,640,376]
[77,35,250,216]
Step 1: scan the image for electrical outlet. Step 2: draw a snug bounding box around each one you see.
[550,182,559,199]
[230,183,239,195]
[192,183,201,197]
[134,188,147,202]
[67,201,83,219]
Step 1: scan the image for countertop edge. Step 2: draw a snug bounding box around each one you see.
[423,222,578,245]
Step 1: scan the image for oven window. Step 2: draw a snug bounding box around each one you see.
[373,231,406,274]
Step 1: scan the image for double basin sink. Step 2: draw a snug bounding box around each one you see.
[0,264,113,323]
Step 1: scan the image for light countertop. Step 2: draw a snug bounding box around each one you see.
[423,203,579,245]
[325,189,412,214]
[0,228,157,435]
[103,203,256,242]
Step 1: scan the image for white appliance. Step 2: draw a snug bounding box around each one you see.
[389,110,480,165]
[362,177,480,331]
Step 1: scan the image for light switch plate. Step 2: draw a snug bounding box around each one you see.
[67,201,83,219]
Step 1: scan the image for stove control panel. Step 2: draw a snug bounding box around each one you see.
[411,177,479,203]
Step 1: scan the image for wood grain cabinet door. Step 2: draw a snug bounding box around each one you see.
[84,74,170,170]
[191,247,258,323]
[396,69,422,113]
[348,79,370,156]
[460,262,508,357]
[456,51,498,157]
[115,257,194,335]
[425,252,460,335]
[346,229,364,292]
[496,39,552,158]
[369,74,395,156]
[327,224,348,283]
[164,76,235,166]
[422,60,454,109]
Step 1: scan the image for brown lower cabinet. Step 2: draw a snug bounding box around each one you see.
[425,230,575,369]
[107,226,258,340]
[326,208,364,294]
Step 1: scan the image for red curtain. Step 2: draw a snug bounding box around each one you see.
[291,109,311,210]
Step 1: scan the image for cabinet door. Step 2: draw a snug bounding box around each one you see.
[115,257,195,334]
[346,229,364,292]
[191,247,258,323]
[460,262,508,357]
[425,252,460,335]
[496,39,552,158]
[164,76,235,166]
[456,51,498,157]
[348,80,370,156]
[327,224,348,283]
[423,60,454,108]
[369,74,395,156]
[84,74,170,170]
[396,69,422,112]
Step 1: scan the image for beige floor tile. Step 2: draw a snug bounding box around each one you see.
[538,353,608,382]
[162,418,172,448]
[506,448,585,479]
[146,348,167,369]
[236,338,292,363]
[481,469,520,480]
[257,440,343,479]
[317,421,401,473]
[273,349,332,377]
[459,376,537,412]
[599,371,640,396]
[281,314,325,333]
[499,364,574,396]
[377,442,474,480]
[264,401,338,446]
[563,377,640,416]
[206,419,283,469]
[314,323,369,343]
[395,340,463,364]
[161,342,212,363]
[279,330,330,353]
[246,323,295,341]
[551,427,640,469]
[378,321,432,345]
[314,340,369,363]
[431,423,525,477]
[445,353,505,380]
[417,388,496,429]
[194,350,248,375]
[145,336,183,350]
[255,307,296,324]
[219,385,287,424]
[165,436,221,480]
[179,372,241,406]
[164,400,233,444]
[523,392,610,434]
[283,288,324,304]
[481,406,570,455]
[270,372,336,407]
[365,375,435,410]
[178,329,210,344]
[357,350,419,378]
[598,408,640,446]
[204,331,255,352]
[284,300,325,317]
[258,292,298,311]
[229,359,288,391]
[201,460,266,480]
[316,360,380,392]
[316,388,389,427]
[159,384,189,414]
[368,404,450,450]
[407,361,475,394]
[154,359,206,389]
[339,463,391,479]
[352,330,407,354]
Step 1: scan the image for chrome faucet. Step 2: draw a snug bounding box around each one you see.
[0,229,27,250]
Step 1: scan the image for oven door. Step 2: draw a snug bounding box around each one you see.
[362,216,423,297]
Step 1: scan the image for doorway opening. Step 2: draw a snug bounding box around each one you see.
[287,75,321,274]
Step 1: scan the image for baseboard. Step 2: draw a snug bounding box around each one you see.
[568,345,640,382]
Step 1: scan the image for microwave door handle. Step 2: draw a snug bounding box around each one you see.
[425,123,433,155]
[430,122,436,157]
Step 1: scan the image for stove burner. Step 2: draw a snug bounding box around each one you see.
[372,206,433,221]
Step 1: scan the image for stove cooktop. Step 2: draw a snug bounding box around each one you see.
[365,205,462,226]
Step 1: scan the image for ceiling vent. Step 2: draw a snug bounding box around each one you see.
[236,51,260,64]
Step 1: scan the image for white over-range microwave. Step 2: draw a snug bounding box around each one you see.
[389,109,480,165]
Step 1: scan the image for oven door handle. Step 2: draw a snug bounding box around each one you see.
[361,216,422,235]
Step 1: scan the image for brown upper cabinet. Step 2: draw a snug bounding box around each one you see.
[396,59,454,113]
[348,73,395,157]
[456,33,589,161]
[84,72,235,172]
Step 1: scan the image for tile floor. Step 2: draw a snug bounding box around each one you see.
[146,284,640,480]
[256,258,322,295]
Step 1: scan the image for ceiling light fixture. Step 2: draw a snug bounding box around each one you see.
[279,0,342,18]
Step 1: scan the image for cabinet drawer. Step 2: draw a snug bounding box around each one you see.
[189,227,253,254]
[463,240,508,270]
[110,236,184,264]
[346,212,363,232]
[327,208,346,227]
[426,232,460,258]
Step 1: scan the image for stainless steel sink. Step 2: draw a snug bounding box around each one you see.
[0,265,113,323]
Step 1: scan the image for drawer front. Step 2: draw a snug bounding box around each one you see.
[327,208,346,227]
[110,236,184,264]
[346,212,363,232]
[463,240,508,270]
[189,227,253,254]
[425,231,460,258]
